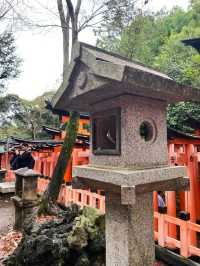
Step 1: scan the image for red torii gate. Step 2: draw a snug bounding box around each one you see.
[155,126,200,247]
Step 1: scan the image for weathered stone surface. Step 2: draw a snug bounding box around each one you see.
[4,205,105,266]
[0,182,15,194]
[90,95,168,168]
[73,165,187,191]
[106,192,154,265]
[15,168,41,177]
[52,42,200,112]
[12,168,40,231]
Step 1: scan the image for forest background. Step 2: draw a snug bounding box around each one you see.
[1,0,200,140]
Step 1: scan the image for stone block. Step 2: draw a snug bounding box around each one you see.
[0,182,15,193]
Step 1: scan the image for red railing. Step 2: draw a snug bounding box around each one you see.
[37,178,200,258]
[37,178,105,213]
[154,212,200,258]
[3,142,200,259]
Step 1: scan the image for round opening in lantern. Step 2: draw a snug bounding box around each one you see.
[139,121,155,142]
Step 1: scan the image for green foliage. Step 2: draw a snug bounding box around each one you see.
[0,31,21,93]
[167,102,200,132]
[96,0,146,52]
[0,91,60,140]
[97,3,200,132]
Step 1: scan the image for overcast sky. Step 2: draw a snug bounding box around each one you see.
[8,0,189,100]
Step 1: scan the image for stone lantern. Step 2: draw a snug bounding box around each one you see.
[12,168,39,230]
[52,42,200,266]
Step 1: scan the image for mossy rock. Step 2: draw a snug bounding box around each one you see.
[4,205,105,266]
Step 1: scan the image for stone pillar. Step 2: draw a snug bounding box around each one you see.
[12,168,40,230]
[106,192,154,266]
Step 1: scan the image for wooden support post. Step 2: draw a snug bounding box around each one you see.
[153,192,158,231]
[180,219,190,257]
[166,191,177,247]
[186,144,197,246]
[64,158,72,183]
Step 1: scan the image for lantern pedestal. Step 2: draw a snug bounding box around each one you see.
[73,164,188,266]
[106,192,154,266]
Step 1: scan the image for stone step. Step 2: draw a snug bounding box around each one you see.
[0,182,15,194]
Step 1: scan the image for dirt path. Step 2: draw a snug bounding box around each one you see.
[0,195,14,235]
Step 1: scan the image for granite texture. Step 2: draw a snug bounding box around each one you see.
[106,192,154,266]
[52,42,200,112]
[73,165,186,188]
[13,168,39,230]
[22,175,38,201]
[90,95,168,168]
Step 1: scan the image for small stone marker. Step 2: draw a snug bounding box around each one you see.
[12,168,40,230]
[52,42,200,266]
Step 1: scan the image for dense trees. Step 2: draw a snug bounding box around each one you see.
[0,0,22,93]
[97,3,200,132]
[0,32,21,93]
[0,91,60,140]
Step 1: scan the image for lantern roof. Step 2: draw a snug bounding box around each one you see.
[52,42,200,112]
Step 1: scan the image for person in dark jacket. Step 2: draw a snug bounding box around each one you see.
[10,148,20,170]
[12,145,35,170]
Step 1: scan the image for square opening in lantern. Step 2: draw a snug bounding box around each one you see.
[92,108,121,155]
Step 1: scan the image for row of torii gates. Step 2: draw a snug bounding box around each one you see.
[2,119,200,259]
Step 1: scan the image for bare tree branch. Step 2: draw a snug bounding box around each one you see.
[65,0,74,19]
[66,0,78,45]
[78,5,106,32]
[0,6,11,20]
[75,0,82,18]
[32,23,64,28]
[0,0,17,21]
[57,0,70,72]
[57,0,69,29]
[34,0,59,19]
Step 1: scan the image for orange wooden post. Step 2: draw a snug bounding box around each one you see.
[72,148,79,166]
[195,157,200,221]
[168,143,174,155]
[158,213,167,247]
[180,220,189,257]
[187,144,197,246]
[2,153,7,169]
[166,143,177,245]
[43,158,47,176]
[193,156,200,221]
[166,191,177,243]
[153,192,158,231]
[64,158,72,183]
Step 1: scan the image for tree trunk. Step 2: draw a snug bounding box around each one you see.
[38,111,79,215]
[57,0,70,75]
[38,0,81,215]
